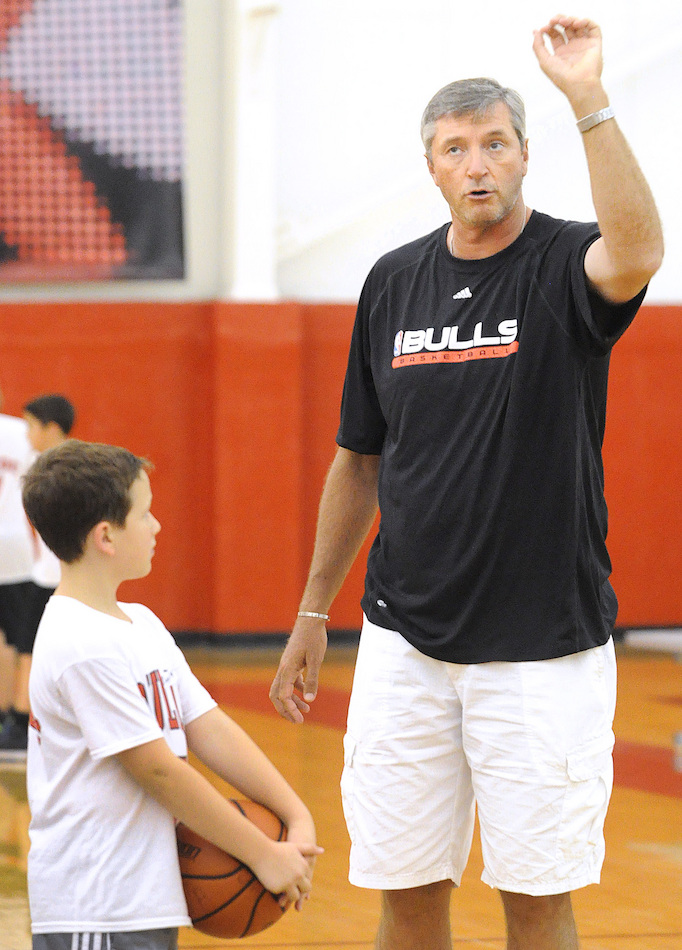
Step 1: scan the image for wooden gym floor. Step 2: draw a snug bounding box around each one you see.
[0,638,680,950]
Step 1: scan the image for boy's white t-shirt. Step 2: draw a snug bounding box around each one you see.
[0,413,34,582]
[27,596,217,934]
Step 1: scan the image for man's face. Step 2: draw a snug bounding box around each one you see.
[426,102,528,230]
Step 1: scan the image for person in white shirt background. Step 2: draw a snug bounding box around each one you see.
[0,387,35,758]
[0,394,75,759]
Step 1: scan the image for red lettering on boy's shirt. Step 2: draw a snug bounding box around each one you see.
[29,710,41,743]
[149,670,164,728]
[157,674,179,730]
[168,684,182,731]
[138,670,181,732]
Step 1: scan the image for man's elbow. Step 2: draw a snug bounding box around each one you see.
[610,244,664,303]
[628,226,665,281]
[639,235,665,284]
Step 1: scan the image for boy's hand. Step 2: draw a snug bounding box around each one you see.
[254,839,324,911]
[285,812,321,907]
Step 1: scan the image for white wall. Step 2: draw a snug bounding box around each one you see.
[276,0,682,303]
[0,0,680,304]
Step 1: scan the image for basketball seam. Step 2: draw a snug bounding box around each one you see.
[190,873,258,924]
[181,867,244,881]
[241,887,280,938]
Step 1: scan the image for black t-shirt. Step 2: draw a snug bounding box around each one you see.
[337,211,646,663]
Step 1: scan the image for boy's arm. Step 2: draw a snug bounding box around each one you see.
[184,706,316,844]
[116,735,321,907]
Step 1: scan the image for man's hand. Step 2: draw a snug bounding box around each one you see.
[532,16,604,100]
[270,617,328,723]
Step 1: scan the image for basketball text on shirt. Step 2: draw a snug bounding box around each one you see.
[392,319,518,368]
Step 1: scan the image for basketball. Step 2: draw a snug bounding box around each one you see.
[176,799,288,938]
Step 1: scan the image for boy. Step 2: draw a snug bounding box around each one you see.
[22,440,321,950]
[0,395,75,757]
[23,394,76,457]
[0,389,35,747]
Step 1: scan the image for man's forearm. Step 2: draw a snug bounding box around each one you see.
[532,18,663,302]
[573,84,663,299]
[299,446,380,614]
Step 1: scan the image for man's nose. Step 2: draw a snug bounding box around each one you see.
[466,147,487,177]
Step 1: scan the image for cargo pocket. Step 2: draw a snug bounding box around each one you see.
[559,731,614,862]
[566,732,614,783]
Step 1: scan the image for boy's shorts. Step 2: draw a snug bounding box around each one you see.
[341,616,616,896]
[23,583,55,653]
[33,929,178,950]
[0,581,33,652]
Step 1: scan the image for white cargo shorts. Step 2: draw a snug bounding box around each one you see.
[341,616,616,895]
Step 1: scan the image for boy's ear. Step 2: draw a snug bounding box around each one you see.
[91,521,116,557]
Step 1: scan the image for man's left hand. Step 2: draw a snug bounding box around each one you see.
[532,15,604,98]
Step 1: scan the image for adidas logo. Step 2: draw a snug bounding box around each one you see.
[453,287,473,300]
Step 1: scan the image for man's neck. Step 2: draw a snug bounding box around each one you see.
[448,202,530,260]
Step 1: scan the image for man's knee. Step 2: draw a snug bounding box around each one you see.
[499,890,575,928]
[382,879,454,920]
[377,881,454,950]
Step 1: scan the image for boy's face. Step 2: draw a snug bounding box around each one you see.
[109,470,161,581]
[24,412,52,453]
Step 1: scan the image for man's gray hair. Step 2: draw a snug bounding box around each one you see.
[421,78,526,158]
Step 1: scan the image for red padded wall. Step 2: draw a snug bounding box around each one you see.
[0,300,678,632]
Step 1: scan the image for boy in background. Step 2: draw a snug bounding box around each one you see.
[22,440,321,949]
[0,394,75,757]
[0,389,35,754]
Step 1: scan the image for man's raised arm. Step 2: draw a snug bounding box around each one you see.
[533,15,663,303]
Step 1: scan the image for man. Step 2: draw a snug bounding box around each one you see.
[271,15,663,950]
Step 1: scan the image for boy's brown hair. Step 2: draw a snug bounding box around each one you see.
[22,440,150,563]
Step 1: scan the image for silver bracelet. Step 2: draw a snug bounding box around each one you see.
[576,106,615,133]
[297,610,330,621]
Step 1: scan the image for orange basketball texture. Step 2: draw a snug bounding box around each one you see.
[176,799,288,938]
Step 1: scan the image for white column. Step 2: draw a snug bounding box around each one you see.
[221,1,281,300]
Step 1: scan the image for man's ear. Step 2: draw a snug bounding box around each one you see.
[91,521,116,557]
[426,153,437,183]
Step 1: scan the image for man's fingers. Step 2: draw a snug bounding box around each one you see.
[270,664,313,723]
[269,681,309,723]
[301,668,319,702]
[270,623,328,719]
